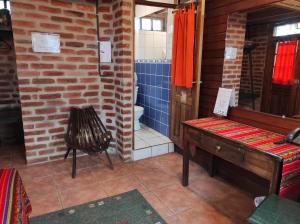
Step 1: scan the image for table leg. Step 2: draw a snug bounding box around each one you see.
[269,159,283,194]
[208,154,216,177]
[182,141,190,186]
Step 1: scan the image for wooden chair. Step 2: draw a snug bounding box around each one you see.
[65,106,113,178]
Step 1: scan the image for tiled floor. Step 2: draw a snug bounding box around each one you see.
[133,124,173,160]
[0,145,255,223]
[134,124,172,149]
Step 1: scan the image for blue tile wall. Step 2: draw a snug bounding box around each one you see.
[135,60,171,137]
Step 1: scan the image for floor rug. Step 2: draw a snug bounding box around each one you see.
[30,190,166,224]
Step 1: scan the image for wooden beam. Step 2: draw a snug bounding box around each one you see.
[193,0,206,118]
[135,0,177,9]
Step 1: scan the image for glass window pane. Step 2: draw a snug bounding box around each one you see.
[7,1,10,11]
[153,19,162,31]
[274,23,300,37]
[0,2,4,9]
[135,18,140,30]
[141,18,151,31]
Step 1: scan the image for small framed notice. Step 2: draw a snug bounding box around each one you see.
[213,88,233,117]
[32,32,60,53]
[224,47,237,60]
[100,41,112,63]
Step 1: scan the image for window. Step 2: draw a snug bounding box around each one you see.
[0,0,10,10]
[141,18,151,31]
[274,22,300,37]
[135,17,164,31]
[272,40,298,85]
[153,19,162,31]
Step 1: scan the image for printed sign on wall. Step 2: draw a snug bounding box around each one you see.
[32,32,60,53]
[213,88,234,116]
[100,41,112,63]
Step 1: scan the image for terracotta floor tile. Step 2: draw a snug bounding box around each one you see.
[135,169,180,191]
[29,192,62,217]
[212,189,254,224]
[60,182,108,208]
[24,176,57,195]
[1,146,255,223]
[49,159,73,176]
[164,215,180,224]
[102,175,148,196]
[153,184,202,214]
[18,163,54,180]
[141,191,175,220]
[53,168,97,191]
[176,205,235,224]
[91,163,130,182]
[189,175,238,202]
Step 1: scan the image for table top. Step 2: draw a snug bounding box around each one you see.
[184,117,300,162]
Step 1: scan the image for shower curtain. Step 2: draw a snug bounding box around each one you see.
[172,4,195,88]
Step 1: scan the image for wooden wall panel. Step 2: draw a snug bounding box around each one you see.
[200,0,283,117]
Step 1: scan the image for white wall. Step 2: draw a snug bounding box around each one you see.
[134,8,174,60]
[135,30,167,60]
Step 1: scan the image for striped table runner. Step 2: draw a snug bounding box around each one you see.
[186,117,300,200]
[0,169,32,224]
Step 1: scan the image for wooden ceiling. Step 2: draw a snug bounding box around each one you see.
[247,0,300,26]
[274,0,300,11]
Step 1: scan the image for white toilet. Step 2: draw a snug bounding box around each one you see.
[134,76,144,131]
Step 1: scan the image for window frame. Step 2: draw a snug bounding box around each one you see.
[137,17,165,32]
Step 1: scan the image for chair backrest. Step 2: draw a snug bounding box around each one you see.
[65,106,112,153]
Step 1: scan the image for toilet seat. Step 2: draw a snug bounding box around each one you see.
[134,105,144,112]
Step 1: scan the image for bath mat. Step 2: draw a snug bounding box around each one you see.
[30,190,166,224]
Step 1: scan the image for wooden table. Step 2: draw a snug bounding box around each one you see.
[182,118,285,195]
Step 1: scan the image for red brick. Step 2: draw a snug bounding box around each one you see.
[39,5,62,14]
[36,108,57,114]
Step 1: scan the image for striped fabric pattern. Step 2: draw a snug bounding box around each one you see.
[186,117,300,200]
[0,169,32,224]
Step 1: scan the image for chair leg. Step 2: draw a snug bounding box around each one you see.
[64,147,71,160]
[104,149,114,170]
[72,149,77,178]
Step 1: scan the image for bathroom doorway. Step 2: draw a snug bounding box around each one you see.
[133,1,174,160]
[0,1,26,167]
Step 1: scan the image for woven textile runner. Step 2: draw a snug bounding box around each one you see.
[0,169,32,224]
[186,117,300,200]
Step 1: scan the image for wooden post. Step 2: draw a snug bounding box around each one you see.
[192,0,206,118]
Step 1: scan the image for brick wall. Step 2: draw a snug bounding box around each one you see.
[222,12,247,105]
[240,25,269,96]
[112,0,134,161]
[10,0,134,163]
[0,32,20,110]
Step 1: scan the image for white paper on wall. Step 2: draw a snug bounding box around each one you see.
[213,88,233,116]
[229,88,236,107]
[224,47,237,60]
[100,41,112,63]
[32,32,60,53]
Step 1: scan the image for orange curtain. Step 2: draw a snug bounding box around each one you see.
[172,4,195,88]
[273,40,297,85]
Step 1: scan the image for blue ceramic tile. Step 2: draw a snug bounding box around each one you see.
[135,62,171,137]
[162,89,169,101]
[146,63,151,74]
[155,110,161,122]
[157,64,163,76]
[150,63,156,74]
[140,63,145,74]
[146,74,151,85]
[151,75,156,86]
[155,88,161,98]
[163,64,169,76]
